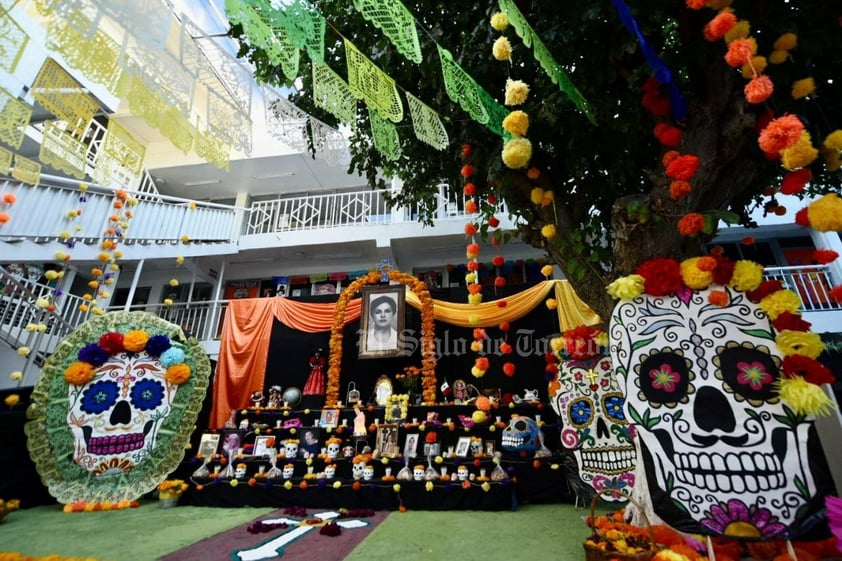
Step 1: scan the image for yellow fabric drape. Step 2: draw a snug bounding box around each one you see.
[404,279,601,329]
[210,280,600,428]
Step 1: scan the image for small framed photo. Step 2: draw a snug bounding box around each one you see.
[376,424,400,458]
[319,409,340,428]
[403,433,419,458]
[221,429,246,458]
[300,427,321,457]
[455,436,472,458]
[252,435,275,457]
[198,433,220,459]
[386,394,408,422]
[485,440,496,456]
[359,285,406,359]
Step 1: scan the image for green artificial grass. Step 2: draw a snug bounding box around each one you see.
[0,500,611,560]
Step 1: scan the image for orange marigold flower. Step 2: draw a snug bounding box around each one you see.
[742,236,755,246]
[464,223,478,236]
[662,150,680,166]
[123,330,149,352]
[475,357,490,370]
[526,167,540,180]
[465,200,478,214]
[685,0,707,10]
[461,164,474,178]
[463,182,476,196]
[461,144,471,158]
[724,37,757,68]
[678,213,705,236]
[745,75,774,104]
[468,283,483,295]
[703,10,737,41]
[669,180,692,200]
[494,276,506,288]
[758,114,804,154]
[466,243,480,258]
[709,290,729,306]
[492,256,505,267]
[503,362,516,376]
[654,123,682,147]
[697,256,717,271]
[165,363,191,385]
[665,155,701,180]
[65,361,95,385]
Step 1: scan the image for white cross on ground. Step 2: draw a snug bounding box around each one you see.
[234,511,370,561]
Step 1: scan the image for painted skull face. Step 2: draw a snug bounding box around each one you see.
[549,355,636,500]
[67,349,175,476]
[469,438,483,456]
[282,464,295,479]
[324,465,336,479]
[352,459,366,479]
[235,464,247,479]
[501,416,542,454]
[284,440,299,458]
[610,286,831,537]
[457,465,469,481]
[326,440,341,459]
[413,466,425,481]
[363,465,374,480]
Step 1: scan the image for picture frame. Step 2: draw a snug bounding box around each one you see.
[220,429,246,458]
[385,394,408,422]
[252,435,275,458]
[319,409,340,428]
[197,433,220,459]
[359,285,405,358]
[485,440,496,456]
[299,427,321,457]
[455,436,472,458]
[403,433,419,458]
[373,375,393,407]
[376,424,400,458]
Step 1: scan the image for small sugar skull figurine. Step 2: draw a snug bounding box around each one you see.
[324,465,336,479]
[235,463,248,479]
[283,439,299,459]
[326,437,342,459]
[469,437,483,457]
[457,465,470,481]
[363,465,375,481]
[282,463,295,480]
[413,465,425,481]
[352,457,366,480]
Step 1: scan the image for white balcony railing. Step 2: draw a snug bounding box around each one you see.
[763,265,838,312]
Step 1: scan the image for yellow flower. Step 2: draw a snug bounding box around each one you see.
[9,371,22,381]
[502,138,532,169]
[25,323,39,332]
[169,278,180,287]
[606,275,645,300]
[791,77,815,100]
[492,37,512,61]
[17,347,30,357]
[468,293,483,305]
[724,20,750,43]
[807,193,842,232]
[465,272,477,283]
[740,56,767,79]
[58,230,72,240]
[471,366,486,378]
[550,337,564,351]
[680,258,713,290]
[759,289,802,320]
[773,32,797,51]
[768,49,789,65]
[490,12,508,31]
[5,394,20,407]
[164,298,174,306]
[504,79,530,106]
[530,187,545,205]
[176,255,185,265]
[824,130,842,152]
[66,209,78,218]
[729,260,764,292]
[44,270,59,281]
[92,308,104,316]
[777,375,834,416]
[541,224,556,239]
[540,264,554,277]
[775,330,824,359]
[181,234,190,243]
[189,201,197,210]
[55,250,68,261]
[545,298,557,310]
[502,110,529,137]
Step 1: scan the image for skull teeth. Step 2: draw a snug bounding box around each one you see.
[86,432,145,455]
[674,451,784,493]
[580,446,636,475]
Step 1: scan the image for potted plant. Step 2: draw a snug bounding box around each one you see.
[156,479,188,508]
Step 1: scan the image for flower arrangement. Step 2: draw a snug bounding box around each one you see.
[0,497,20,523]
[157,479,188,500]
[395,366,421,393]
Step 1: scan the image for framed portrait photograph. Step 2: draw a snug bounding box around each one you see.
[319,409,340,428]
[359,285,405,359]
[220,429,246,458]
[376,424,400,458]
[299,427,321,457]
[485,440,496,456]
[198,433,220,459]
[403,433,419,458]
[455,436,472,458]
[385,394,408,422]
[252,435,275,457]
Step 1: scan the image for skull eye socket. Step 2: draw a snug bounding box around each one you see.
[81,380,119,414]
[130,379,165,411]
[601,393,627,424]
[567,397,593,427]
[718,346,779,401]
[638,352,690,404]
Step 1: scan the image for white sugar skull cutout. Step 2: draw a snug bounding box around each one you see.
[456,465,470,481]
[282,463,295,479]
[352,457,366,480]
[363,465,375,481]
[235,463,247,479]
[548,354,636,501]
[326,438,342,459]
[283,439,299,459]
[324,465,336,479]
[610,284,833,538]
[413,465,426,481]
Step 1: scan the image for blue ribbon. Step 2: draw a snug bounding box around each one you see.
[612,0,687,121]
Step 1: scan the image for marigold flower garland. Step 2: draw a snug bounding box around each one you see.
[607,252,835,416]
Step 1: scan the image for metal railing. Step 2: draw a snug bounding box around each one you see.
[115,299,230,342]
[763,265,840,312]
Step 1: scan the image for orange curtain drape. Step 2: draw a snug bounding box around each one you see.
[209,280,599,428]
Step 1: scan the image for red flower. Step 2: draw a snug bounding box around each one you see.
[487,194,497,205]
[742,236,755,246]
[465,200,478,214]
[746,279,783,302]
[678,213,705,236]
[98,332,124,354]
[425,432,438,444]
[830,285,842,304]
[461,164,473,178]
[497,300,507,308]
[464,223,478,236]
[642,92,671,117]
[665,155,701,180]
[488,216,500,228]
[499,322,510,332]
[463,182,476,196]
[669,180,692,200]
[654,123,682,147]
[492,256,505,267]
[795,207,811,227]
[467,260,480,272]
[500,342,513,354]
[782,355,835,385]
[813,249,839,265]
[473,328,487,340]
[475,357,490,370]
[461,144,472,158]
[494,276,506,288]
[780,169,812,195]
[636,258,682,296]
[772,311,812,332]
[503,362,516,377]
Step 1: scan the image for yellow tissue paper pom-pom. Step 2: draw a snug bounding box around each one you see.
[724,20,750,43]
[773,32,797,51]
[680,258,714,290]
[169,278,179,287]
[807,193,842,232]
[17,346,30,357]
[45,270,59,281]
[541,224,556,239]
[607,275,645,300]
[729,260,764,292]
[768,49,789,65]
[4,394,20,407]
[550,337,565,352]
[164,298,173,306]
[759,289,802,320]
[393,484,401,492]
[504,79,530,106]
[741,56,767,79]
[502,110,529,137]
[791,77,815,100]
[780,132,818,170]
[824,130,842,152]
[471,366,486,378]
[10,371,22,381]
[176,255,185,265]
[776,375,834,416]
[502,138,532,169]
[468,293,483,305]
[545,298,558,310]
[472,410,487,424]
[492,37,512,61]
[490,12,509,31]
[775,330,824,359]
[181,235,190,243]
[541,264,554,277]
[468,314,480,325]
[425,481,434,492]
[530,187,545,205]
[482,482,491,492]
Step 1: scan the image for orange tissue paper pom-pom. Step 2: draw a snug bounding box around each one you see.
[492,256,505,267]
[503,362,516,377]
[465,200,479,214]
[468,283,483,295]
[466,243,481,258]
[708,290,729,306]
[462,182,476,196]
[0,212,10,224]
[475,357,490,371]
[461,164,473,178]
[685,0,707,10]
[745,75,774,104]
[669,180,692,200]
[654,123,682,147]
[724,37,757,68]
[2,193,16,204]
[464,223,478,236]
[758,114,804,154]
[697,256,717,271]
[65,361,96,385]
[678,213,705,236]
[665,155,701,180]
[165,363,191,385]
[704,11,737,41]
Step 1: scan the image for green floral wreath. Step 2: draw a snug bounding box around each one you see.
[25,311,210,504]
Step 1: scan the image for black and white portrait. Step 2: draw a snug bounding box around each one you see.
[359,285,405,358]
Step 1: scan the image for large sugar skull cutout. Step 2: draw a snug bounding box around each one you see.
[549,355,636,500]
[26,312,211,505]
[610,285,832,537]
[501,416,542,454]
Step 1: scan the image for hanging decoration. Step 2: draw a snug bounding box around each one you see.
[11,154,40,185]
[39,121,87,179]
[0,85,33,149]
[351,0,423,64]
[312,62,358,126]
[345,39,403,123]
[437,45,488,125]
[31,58,99,140]
[0,9,28,74]
[46,11,123,95]
[368,106,401,161]
[405,92,448,150]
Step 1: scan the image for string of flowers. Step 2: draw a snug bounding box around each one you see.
[325,270,437,406]
[606,253,835,416]
[461,145,483,307]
